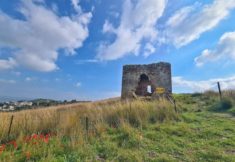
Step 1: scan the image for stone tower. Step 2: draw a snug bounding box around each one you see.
[121,62,172,99]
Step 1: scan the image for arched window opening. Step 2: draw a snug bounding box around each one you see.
[135,74,153,96]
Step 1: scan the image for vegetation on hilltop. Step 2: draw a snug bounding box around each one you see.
[0,91,234,161]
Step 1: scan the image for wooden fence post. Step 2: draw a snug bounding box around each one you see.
[129,101,132,112]
[85,116,89,139]
[166,94,177,113]
[217,82,222,100]
[173,99,177,113]
[8,115,14,139]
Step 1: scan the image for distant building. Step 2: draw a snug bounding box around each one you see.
[121,62,172,99]
[18,102,33,107]
[9,106,14,111]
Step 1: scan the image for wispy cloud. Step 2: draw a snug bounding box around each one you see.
[75,59,99,65]
[0,79,16,84]
[165,0,235,47]
[25,77,36,82]
[173,75,235,92]
[195,31,235,66]
[0,58,17,71]
[0,0,92,72]
[75,82,82,88]
[71,0,82,13]
[97,0,166,60]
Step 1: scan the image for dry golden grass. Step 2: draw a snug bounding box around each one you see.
[223,90,235,99]
[204,90,235,100]
[0,98,178,142]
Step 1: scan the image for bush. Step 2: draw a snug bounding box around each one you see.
[208,98,233,112]
[228,108,235,116]
[191,93,202,97]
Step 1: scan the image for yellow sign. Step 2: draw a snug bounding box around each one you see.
[156,87,165,94]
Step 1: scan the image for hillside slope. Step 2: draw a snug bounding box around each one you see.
[0,92,235,161]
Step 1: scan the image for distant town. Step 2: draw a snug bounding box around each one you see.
[0,99,91,112]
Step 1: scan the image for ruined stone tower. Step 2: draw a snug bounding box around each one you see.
[121,62,172,99]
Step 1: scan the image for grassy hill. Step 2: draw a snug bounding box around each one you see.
[0,91,235,161]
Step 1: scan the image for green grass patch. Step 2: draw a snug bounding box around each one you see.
[208,98,233,112]
[1,93,235,161]
[228,108,235,116]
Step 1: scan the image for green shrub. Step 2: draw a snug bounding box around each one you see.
[191,93,202,97]
[208,98,233,112]
[228,108,235,116]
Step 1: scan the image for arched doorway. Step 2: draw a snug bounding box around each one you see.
[135,74,153,96]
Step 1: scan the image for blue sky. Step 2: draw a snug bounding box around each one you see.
[0,0,235,100]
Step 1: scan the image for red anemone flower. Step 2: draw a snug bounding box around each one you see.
[0,144,6,154]
[8,141,17,149]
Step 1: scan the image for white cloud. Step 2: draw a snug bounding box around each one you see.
[75,82,81,87]
[51,3,59,13]
[25,77,35,82]
[75,59,99,65]
[143,43,156,58]
[108,11,119,18]
[166,0,235,47]
[0,79,16,84]
[0,58,17,70]
[55,78,60,82]
[195,31,235,66]
[102,20,115,33]
[97,0,166,60]
[173,76,235,92]
[0,0,92,72]
[71,0,82,13]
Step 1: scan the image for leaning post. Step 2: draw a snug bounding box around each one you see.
[8,115,14,139]
[217,82,222,101]
[85,116,89,140]
[173,99,177,113]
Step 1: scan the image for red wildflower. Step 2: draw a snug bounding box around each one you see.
[33,141,38,145]
[24,136,32,143]
[44,135,49,143]
[39,134,44,139]
[8,140,17,149]
[32,134,38,140]
[0,144,6,154]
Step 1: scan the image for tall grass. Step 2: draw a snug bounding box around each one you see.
[204,90,235,99]
[1,94,235,161]
[223,90,235,100]
[0,99,178,143]
[204,90,235,114]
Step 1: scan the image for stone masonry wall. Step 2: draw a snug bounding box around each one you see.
[121,62,172,99]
